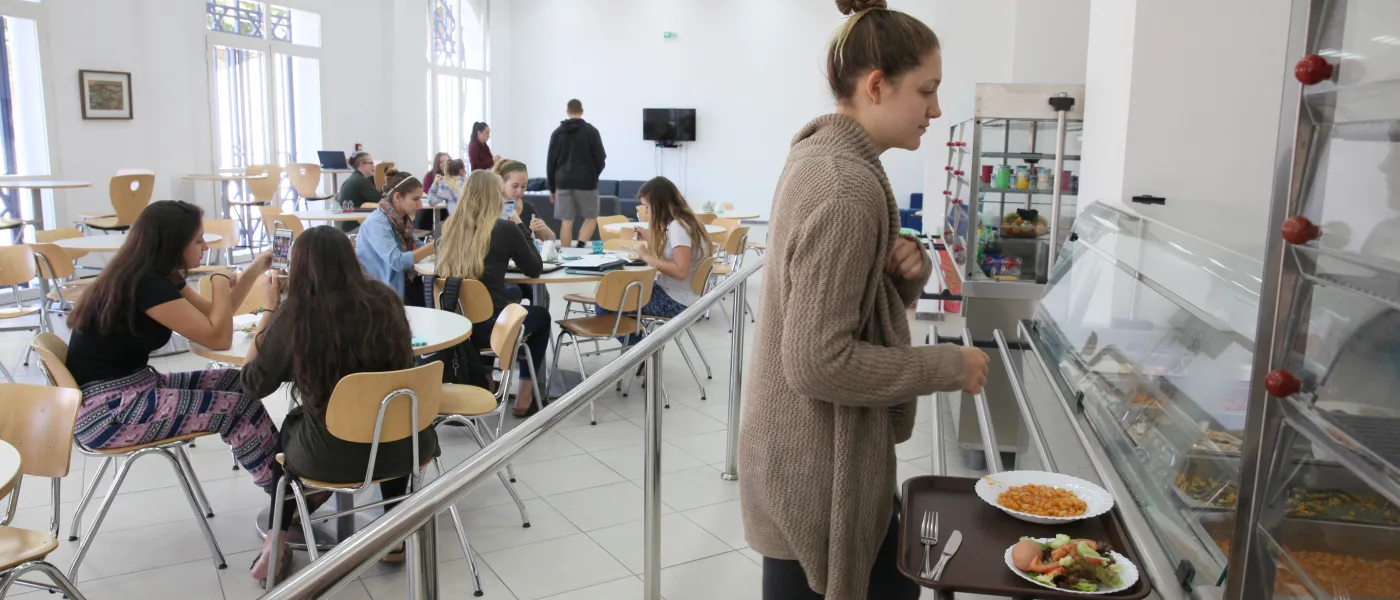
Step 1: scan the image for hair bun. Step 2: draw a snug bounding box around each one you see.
[836,0,886,15]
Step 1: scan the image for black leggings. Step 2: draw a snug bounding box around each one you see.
[472,303,550,382]
[268,477,409,531]
[761,507,919,600]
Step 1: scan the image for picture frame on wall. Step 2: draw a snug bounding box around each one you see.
[78,70,133,120]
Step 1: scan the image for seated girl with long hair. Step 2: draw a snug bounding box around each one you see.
[242,226,438,582]
[355,169,437,305]
[66,200,282,517]
[437,171,553,418]
[598,176,713,320]
[493,158,556,303]
[427,158,468,216]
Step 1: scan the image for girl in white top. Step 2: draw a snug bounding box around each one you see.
[612,176,714,318]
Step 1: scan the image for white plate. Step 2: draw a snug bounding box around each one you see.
[975,471,1114,524]
[1004,538,1139,595]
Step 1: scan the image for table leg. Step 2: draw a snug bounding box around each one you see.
[27,188,43,242]
[334,492,355,540]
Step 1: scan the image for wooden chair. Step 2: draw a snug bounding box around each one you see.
[373,162,396,190]
[286,163,334,209]
[264,212,306,239]
[550,268,656,424]
[230,165,283,249]
[0,382,92,600]
[264,362,480,593]
[34,228,88,261]
[708,226,755,329]
[710,218,741,250]
[562,238,636,316]
[29,243,90,319]
[0,245,42,383]
[431,278,543,412]
[695,213,717,225]
[596,215,630,242]
[432,305,532,557]
[27,334,225,581]
[81,174,154,233]
[198,273,268,317]
[190,219,238,273]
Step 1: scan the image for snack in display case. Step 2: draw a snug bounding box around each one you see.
[1001,208,1049,238]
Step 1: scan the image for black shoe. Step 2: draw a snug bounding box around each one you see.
[512,400,540,419]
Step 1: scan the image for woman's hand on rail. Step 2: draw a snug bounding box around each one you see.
[960,346,990,394]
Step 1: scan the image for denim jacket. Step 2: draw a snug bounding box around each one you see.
[355,209,417,297]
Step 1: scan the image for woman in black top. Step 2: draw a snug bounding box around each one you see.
[65,201,284,527]
[493,159,556,304]
[242,226,437,581]
[438,170,553,417]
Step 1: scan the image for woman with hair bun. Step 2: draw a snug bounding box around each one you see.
[739,1,990,598]
[355,169,437,304]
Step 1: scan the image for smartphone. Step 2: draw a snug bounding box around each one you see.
[272,228,293,270]
[502,200,516,220]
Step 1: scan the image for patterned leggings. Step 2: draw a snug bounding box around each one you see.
[75,368,282,492]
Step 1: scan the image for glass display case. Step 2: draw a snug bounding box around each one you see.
[1228,0,1400,598]
[1021,201,1265,595]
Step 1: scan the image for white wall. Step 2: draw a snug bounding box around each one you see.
[505,0,1020,218]
[31,0,388,225]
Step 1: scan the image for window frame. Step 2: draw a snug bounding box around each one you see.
[428,0,490,159]
[0,0,57,241]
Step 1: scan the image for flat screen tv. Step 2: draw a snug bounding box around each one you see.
[643,108,696,144]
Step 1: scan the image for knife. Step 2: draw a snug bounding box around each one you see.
[930,530,962,581]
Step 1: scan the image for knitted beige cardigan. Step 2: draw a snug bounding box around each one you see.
[739,114,967,599]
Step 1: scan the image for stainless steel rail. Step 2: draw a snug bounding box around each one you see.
[263,257,766,600]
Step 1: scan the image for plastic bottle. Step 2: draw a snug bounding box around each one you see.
[1037,168,1051,191]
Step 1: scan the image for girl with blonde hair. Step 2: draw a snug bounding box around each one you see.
[438,170,553,417]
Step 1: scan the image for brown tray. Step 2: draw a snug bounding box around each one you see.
[898,475,1153,599]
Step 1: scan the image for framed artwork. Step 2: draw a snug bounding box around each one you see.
[78,70,133,120]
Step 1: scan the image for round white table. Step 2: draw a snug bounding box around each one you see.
[289,210,371,223]
[189,305,471,366]
[53,233,224,253]
[603,222,725,235]
[700,212,759,221]
[415,248,652,284]
[0,179,92,240]
[0,439,19,501]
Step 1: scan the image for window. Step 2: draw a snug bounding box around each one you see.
[0,12,51,244]
[428,0,489,159]
[205,1,322,205]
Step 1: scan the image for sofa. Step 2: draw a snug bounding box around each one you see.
[522,192,620,241]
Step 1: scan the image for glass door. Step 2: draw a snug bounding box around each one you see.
[209,41,270,177]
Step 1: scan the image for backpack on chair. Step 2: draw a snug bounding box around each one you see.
[420,275,491,390]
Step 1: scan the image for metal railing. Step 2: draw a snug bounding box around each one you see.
[264,257,765,600]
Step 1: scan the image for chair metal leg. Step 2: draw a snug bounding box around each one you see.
[686,329,713,379]
[68,453,139,580]
[289,482,320,561]
[567,338,596,424]
[160,449,226,570]
[436,459,485,597]
[176,447,214,518]
[230,448,240,471]
[265,475,289,588]
[48,478,61,540]
[0,358,13,383]
[0,561,91,600]
[68,456,111,541]
[674,338,706,399]
[463,421,530,527]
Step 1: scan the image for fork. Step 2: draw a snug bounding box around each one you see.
[919,510,939,578]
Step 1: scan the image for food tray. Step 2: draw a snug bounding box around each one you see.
[1170,453,1400,525]
[898,476,1152,599]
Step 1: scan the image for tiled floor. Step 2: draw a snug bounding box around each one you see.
[0,233,1010,599]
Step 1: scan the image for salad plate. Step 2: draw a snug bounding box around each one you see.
[1003,536,1139,595]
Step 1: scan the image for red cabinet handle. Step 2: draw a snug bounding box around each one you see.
[943,190,952,196]
[1265,369,1301,397]
[1281,216,1320,244]
[945,166,953,171]
[954,170,965,176]
[1295,54,1334,85]
[946,142,954,147]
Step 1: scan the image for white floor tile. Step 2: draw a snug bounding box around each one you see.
[585,513,731,574]
[218,550,374,600]
[68,518,224,582]
[541,481,660,532]
[361,555,517,600]
[628,406,726,440]
[480,533,631,600]
[666,430,729,465]
[896,429,933,461]
[537,576,641,600]
[587,442,705,481]
[737,546,765,566]
[511,454,624,497]
[453,497,578,554]
[641,465,739,512]
[74,557,225,600]
[659,552,762,600]
[679,499,747,549]
[557,420,643,453]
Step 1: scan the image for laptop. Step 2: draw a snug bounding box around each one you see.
[317,150,350,171]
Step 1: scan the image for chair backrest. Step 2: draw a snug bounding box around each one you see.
[35,227,88,261]
[617,180,645,200]
[490,304,529,366]
[431,278,493,323]
[323,362,442,444]
[286,163,324,198]
[722,203,735,211]
[374,162,395,190]
[724,226,750,256]
[29,243,75,280]
[199,273,267,315]
[30,333,77,390]
[245,164,284,203]
[603,238,632,252]
[695,213,717,225]
[595,268,656,312]
[0,245,36,287]
[691,256,717,296]
[0,383,82,479]
[202,219,237,251]
[268,213,305,238]
[360,202,378,209]
[258,206,288,240]
[109,173,155,227]
[597,216,631,241]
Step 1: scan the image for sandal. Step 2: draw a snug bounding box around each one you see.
[381,543,406,564]
[252,538,294,589]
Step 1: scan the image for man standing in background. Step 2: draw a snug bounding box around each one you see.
[546,98,607,248]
